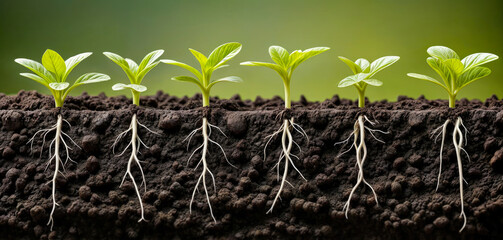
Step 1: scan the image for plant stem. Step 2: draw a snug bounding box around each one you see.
[284,84,291,109]
[132,91,140,106]
[202,90,210,107]
[357,88,365,108]
[54,91,64,108]
[449,94,456,108]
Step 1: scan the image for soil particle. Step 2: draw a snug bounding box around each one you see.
[1,111,23,131]
[2,147,15,159]
[392,157,405,170]
[395,203,409,217]
[433,216,450,229]
[81,135,100,154]
[226,113,248,136]
[84,156,100,174]
[407,153,423,167]
[490,148,503,171]
[408,112,426,128]
[484,137,498,152]
[78,185,92,201]
[158,113,181,132]
[30,206,46,223]
[391,181,402,195]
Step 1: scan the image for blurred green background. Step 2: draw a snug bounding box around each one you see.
[1,0,502,102]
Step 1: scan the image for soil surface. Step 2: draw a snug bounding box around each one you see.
[1,91,503,239]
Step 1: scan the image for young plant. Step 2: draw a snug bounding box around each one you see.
[104,49,164,222]
[161,42,242,222]
[337,55,399,218]
[241,45,329,213]
[338,56,400,107]
[408,46,499,232]
[15,49,110,229]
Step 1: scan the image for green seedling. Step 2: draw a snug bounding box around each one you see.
[104,50,164,222]
[408,46,499,232]
[161,42,242,222]
[15,49,110,229]
[241,45,329,213]
[337,55,399,218]
[338,56,400,107]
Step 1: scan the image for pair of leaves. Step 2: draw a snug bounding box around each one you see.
[161,42,243,93]
[408,46,499,95]
[338,56,400,88]
[240,45,330,85]
[16,50,110,106]
[338,73,383,88]
[104,50,164,93]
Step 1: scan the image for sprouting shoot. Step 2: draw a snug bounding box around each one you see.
[241,45,329,213]
[104,49,164,222]
[336,55,399,218]
[408,46,498,232]
[16,49,110,229]
[161,42,242,222]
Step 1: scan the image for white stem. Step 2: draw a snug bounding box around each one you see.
[47,114,63,230]
[453,117,467,232]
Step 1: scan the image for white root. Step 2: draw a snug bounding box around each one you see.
[265,118,307,214]
[27,114,79,230]
[433,119,450,192]
[112,113,158,222]
[339,115,383,218]
[187,117,233,223]
[432,117,468,232]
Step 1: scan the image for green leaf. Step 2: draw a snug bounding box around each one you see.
[75,73,111,85]
[427,57,451,86]
[189,48,208,69]
[206,42,242,69]
[240,61,286,78]
[49,82,70,91]
[338,56,362,74]
[443,59,464,75]
[42,49,66,81]
[427,46,459,60]
[458,67,491,89]
[288,50,303,67]
[368,56,400,78]
[407,73,448,91]
[269,46,289,67]
[461,53,499,71]
[171,76,203,89]
[138,50,164,72]
[161,59,202,80]
[338,73,369,88]
[103,52,137,83]
[20,73,50,87]
[137,61,160,84]
[363,79,383,86]
[126,58,139,74]
[112,83,147,92]
[291,47,330,70]
[15,58,56,83]
[64,52,92,81]
[214,64,229,71]
[355,58,370,72]
[208,76,242,89]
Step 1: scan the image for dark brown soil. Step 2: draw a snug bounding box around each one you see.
[1,91,503,239]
